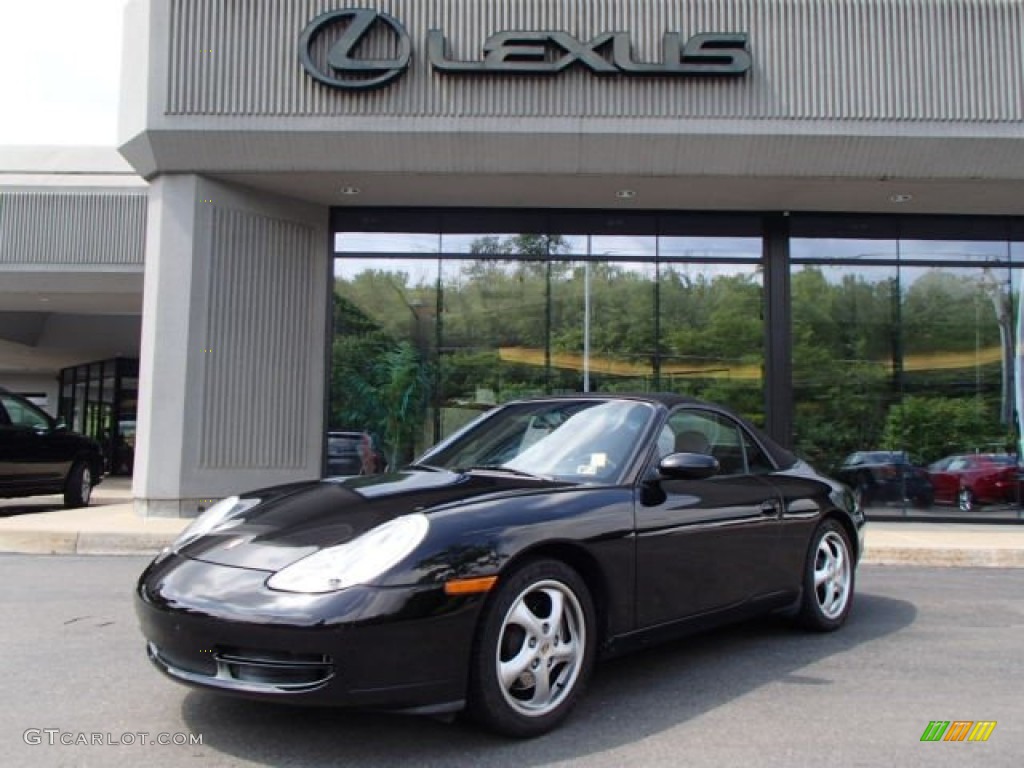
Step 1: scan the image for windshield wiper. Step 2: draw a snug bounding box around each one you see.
[461,464,550,480]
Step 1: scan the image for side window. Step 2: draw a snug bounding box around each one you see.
[663,408,775,477]
[664,410,717,458]
[742,430,776,475]
[0,395,50,430]
[664,409,743,475]
[703,416,745,476]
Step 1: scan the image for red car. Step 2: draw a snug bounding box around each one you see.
[927,453,1023,511]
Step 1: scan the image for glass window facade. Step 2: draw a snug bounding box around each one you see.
[330,210,1024,522]
[58,357,138,476]
[791,228,1021,520]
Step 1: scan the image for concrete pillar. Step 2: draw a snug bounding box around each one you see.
[133,174,328,516]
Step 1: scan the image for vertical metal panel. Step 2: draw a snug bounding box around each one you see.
[762,213,792,448]
[199,207,320,469]
[0,192,146,265]
[165,0,1024,122]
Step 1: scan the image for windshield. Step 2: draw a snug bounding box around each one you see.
[417,399,656,483]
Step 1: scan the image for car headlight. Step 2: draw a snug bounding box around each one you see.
[170,495,261,552]
[267,513,430,594]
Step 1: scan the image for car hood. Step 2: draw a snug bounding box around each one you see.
[179,469,571,571]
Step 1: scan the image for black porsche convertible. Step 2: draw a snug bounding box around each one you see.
[136,393,864,737]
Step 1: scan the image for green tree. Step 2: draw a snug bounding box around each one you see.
[881,395,1005,462]
[330,295,393,434]
[902,269,997,355]
[377,342,433,467]
[330,292,433,465]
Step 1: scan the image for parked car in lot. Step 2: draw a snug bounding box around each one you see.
[927,452,1023,512]
[137,393,864,737]
[0,388,104,508]
[326,431,386,476]
[836,450,934,508]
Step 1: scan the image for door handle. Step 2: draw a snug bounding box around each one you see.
[759,499,780,515]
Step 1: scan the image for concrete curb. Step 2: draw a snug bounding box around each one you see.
[0,530,176,556]
[0,530,81,555]
[76,531,177,556]
[862,547,1024,568]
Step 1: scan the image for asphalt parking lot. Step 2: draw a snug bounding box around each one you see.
[1,556,1020,767]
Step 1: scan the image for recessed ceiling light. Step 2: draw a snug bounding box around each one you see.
[889,193,913,203]
[340,186,361,196]
[615,189,636,199]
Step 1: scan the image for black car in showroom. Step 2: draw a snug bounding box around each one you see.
[836,450,934,509]
[0,388,104,508]
[136,394,864,737]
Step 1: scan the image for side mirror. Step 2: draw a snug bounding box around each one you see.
[658,452,720,480]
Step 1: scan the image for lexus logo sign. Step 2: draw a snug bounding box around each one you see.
[299,9,751,91]
[299,9,412,90]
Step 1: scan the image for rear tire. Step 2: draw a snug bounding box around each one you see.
[796,519,854,632]
[467,559,596,738]
[63,461,93,509]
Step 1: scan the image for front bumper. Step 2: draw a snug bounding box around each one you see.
[135,553,483,712]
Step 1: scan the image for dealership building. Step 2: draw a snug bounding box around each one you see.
[4,0,1024,519]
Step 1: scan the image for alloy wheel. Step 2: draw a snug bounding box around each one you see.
[813,531,851,620]
[495,579,586,718]
[81,467,92,504]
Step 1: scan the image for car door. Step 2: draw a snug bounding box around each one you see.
[928,456,965,505]
[0,400,16,490]
[0,393,64,490]
[634,407,783,628]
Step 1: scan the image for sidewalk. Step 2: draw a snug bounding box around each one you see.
[2,479,1024,564]
[0,478,184,556]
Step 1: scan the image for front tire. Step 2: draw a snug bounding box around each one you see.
[796,519,854,632]
[467,559,596,738]
[63,461,93,509]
